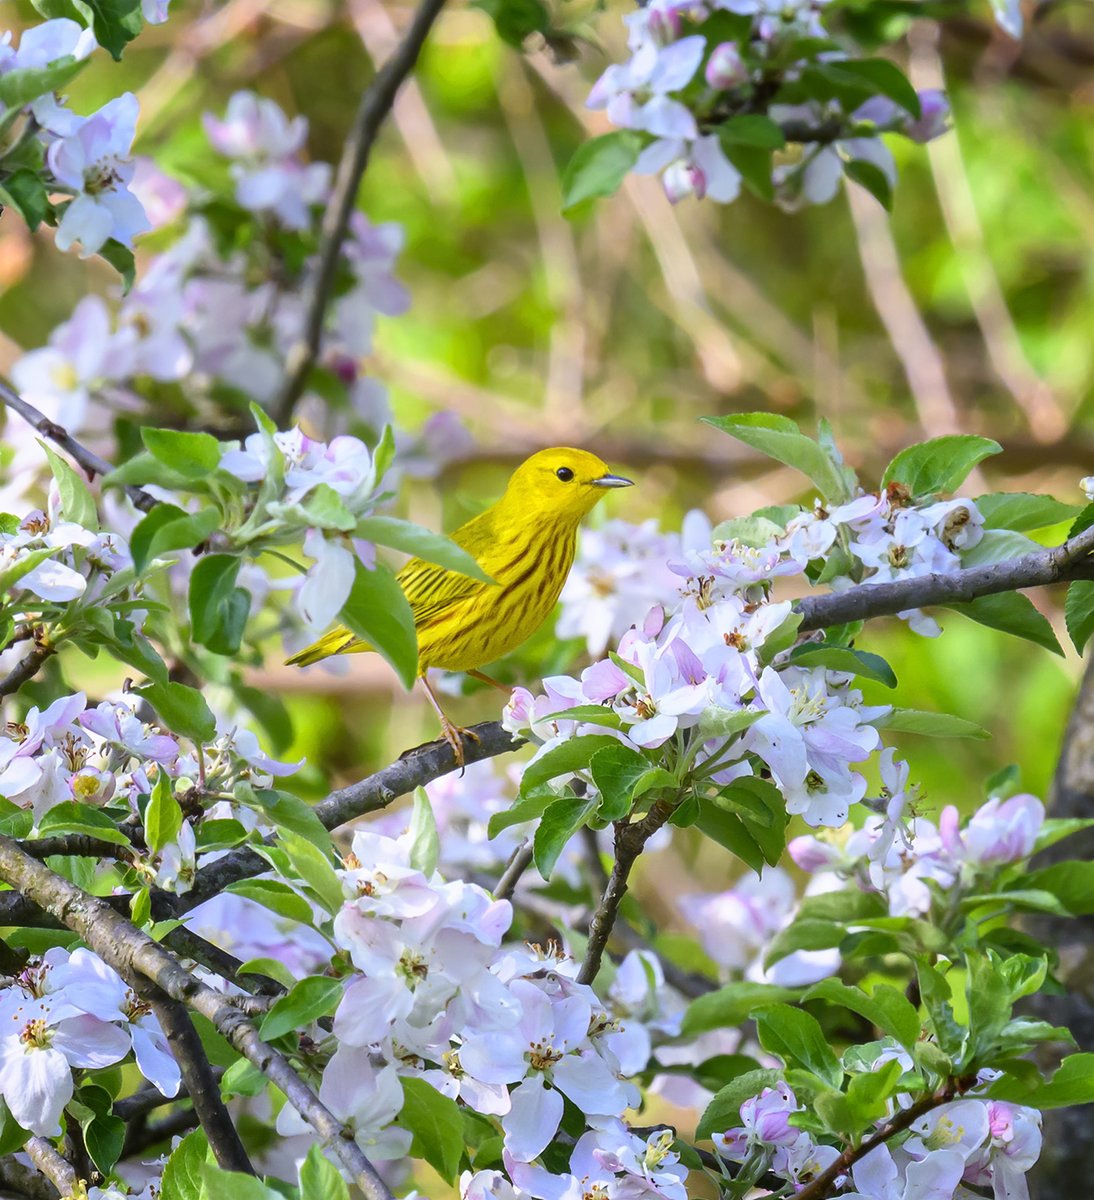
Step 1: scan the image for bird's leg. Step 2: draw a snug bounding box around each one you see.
[418,675,480,771]
[466,669,511,693]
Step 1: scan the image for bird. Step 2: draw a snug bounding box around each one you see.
[286,447,634,766]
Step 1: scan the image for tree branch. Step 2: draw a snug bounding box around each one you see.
[792,1082,961,1200]
[0,379,157,513]
[23,1138,77,1199]
[796,523,1094,632]
[0,836,394,1200]
[0,1153,58,1199]
[495,838,534,901]
[271,0,448,424]
[0,642,56,699]
[144,990,254,1173]
[577,797,676,986]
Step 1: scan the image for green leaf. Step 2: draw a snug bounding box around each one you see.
[487,787,556,839]
[1065,581,1094,654]
[943,591,1062,655]
[145,769,183,855]
[135,680,217,743]
[0,169,50,231]
[0,545,62,595]
[695,795,765,873]
[279,829,344,915]
[682,982,799,1037]
[976,492,1080,532]
[243,789,326,850]
[803,979,921,1050]
[300,483,356,532]
[787,643,897,687]
[696,1069,782,1140]
[1034,817,1094,855]
[39,443,98,530]
[832,57,920,115]
[711,516,786,548]
[520,734,624,791]
[561,131,644,212]
[1023,861,1094,915]
[755,1004,843,1088]
[409,786,440,876]
[72,0,144,59]
[356,516,493,582]
[721,142,774,201]
[714,777,788,867]
[540,704,624,730]
[141,427,223,479]
[130,504,222,575]
[472,0,549,45]
[881,435,1002,498]
[845,159,892,211]
[843,1059,904,1128]
[0,55,86,106]
[0,1096,30,1157]
[98,238,136,291]
[763,919,845,967]
[159,1128,209,1200]
[533,793,597,880]
[871,708,990,739]
[718,114,786,149]
[701,413,849,502]
[36,802,130,846]
[299,1144,349,1200]
[198,1163,281,1200]
[989,1053,1094,1109]
[225,879,314,924]
[189,554,249,656]
[400,1077,465,1184]
[260,976,343,1041]
[339,561,419,689]
[589,743,651,821]
[960,529,1041,567]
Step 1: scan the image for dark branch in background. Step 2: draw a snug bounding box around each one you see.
[495,838,534,901]
[0,1153,57,1200]
[0,642,55,699]
[796,522,1094,631]
[577,797,676,985]
[143,990,254,1174]
[0,381,157,513]
[0,835,396,1200]
[271,0,448,424]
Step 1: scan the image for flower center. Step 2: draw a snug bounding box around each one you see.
[527,1037,564,1070]
[85,161,122,196]
[19,1018,52,1050]
[396,949,428,987]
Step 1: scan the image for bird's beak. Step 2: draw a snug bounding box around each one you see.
[591,473,634,488]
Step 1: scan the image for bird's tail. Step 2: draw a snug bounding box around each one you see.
[285,626,369,666]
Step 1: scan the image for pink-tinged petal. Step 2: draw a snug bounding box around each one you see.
[503,1076,564,1163]
[333,975,413,1044]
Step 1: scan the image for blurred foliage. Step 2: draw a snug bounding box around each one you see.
[0,0,1090,866]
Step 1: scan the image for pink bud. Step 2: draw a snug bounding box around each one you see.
[663,160,705,204]
[705,42,747,89]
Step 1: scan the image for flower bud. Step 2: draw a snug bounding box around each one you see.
[705,42,747,89]
[905,88,949,143]
[662,159,705,204]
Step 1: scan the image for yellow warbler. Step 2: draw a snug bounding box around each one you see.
[287,447,633,763]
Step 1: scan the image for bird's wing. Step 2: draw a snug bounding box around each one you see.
[396,555,491,629]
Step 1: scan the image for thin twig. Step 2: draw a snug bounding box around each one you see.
[0,379,157,512]
[577,798,676,985]
[793,1082,963,1200]
[0,643,55,698]
[272,0,448,423]
[0,835,395,1200]
[145,990,254,1173]
[495,838,534,901]
[23,1138,77,1199]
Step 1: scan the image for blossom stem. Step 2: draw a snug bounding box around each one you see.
[577,796,677,985]
[272,0,448,425]
[0,379,158,513]
[0,835,396,1200]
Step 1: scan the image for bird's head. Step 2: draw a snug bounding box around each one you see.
[505,447,634,521]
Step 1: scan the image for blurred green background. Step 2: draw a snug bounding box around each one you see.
[0,0,1091,828]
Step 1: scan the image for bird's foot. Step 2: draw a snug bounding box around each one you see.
[440,718,480,772]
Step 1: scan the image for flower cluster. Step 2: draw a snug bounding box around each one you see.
[584,0,954,208]
[713,1084,1041,1200]
[0,19,156,257]
[0,946,180,1136]
[790,790,1045,918]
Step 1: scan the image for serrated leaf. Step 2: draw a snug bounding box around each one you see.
[145,769,182,855]
[400,1077,465,1183]
[339,561,418,689]
[755,1004,843,1087]
[803,979,921,1050]
[260,976,343,1041]
[35,802,130,847]
[39,442,98,530]
[1065,581,1094,654]
[408,786,440,876]
[845,158,892,210]
[141,427,223,478]
[0,55,86,106]
[299,1144,349,1200]
[561,131,644,212]
[189,554,249,656]
[356,515,492,582]
[718,114,786,148]
[159,1128,208,1200]
[135,680,217,743]
[788,643,897,687]
[702,413,849,502]
[682,982,799,1036]
[589,743,650,822]
[533,793,597,880]
[696,1069,783,1140]
[280,829,343,915]
[520,735,624,792]
[944,591,1062,655]
[989,1053,1094,1109]
[130,504,222,575]
[871,708,990,739]
[975,492,1080,532]
[882,435,1002,498]
[225,879,314,924]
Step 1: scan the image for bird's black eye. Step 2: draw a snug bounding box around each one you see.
[555,467,574,482]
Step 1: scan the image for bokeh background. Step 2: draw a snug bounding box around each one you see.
[1,3,1093,1187]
